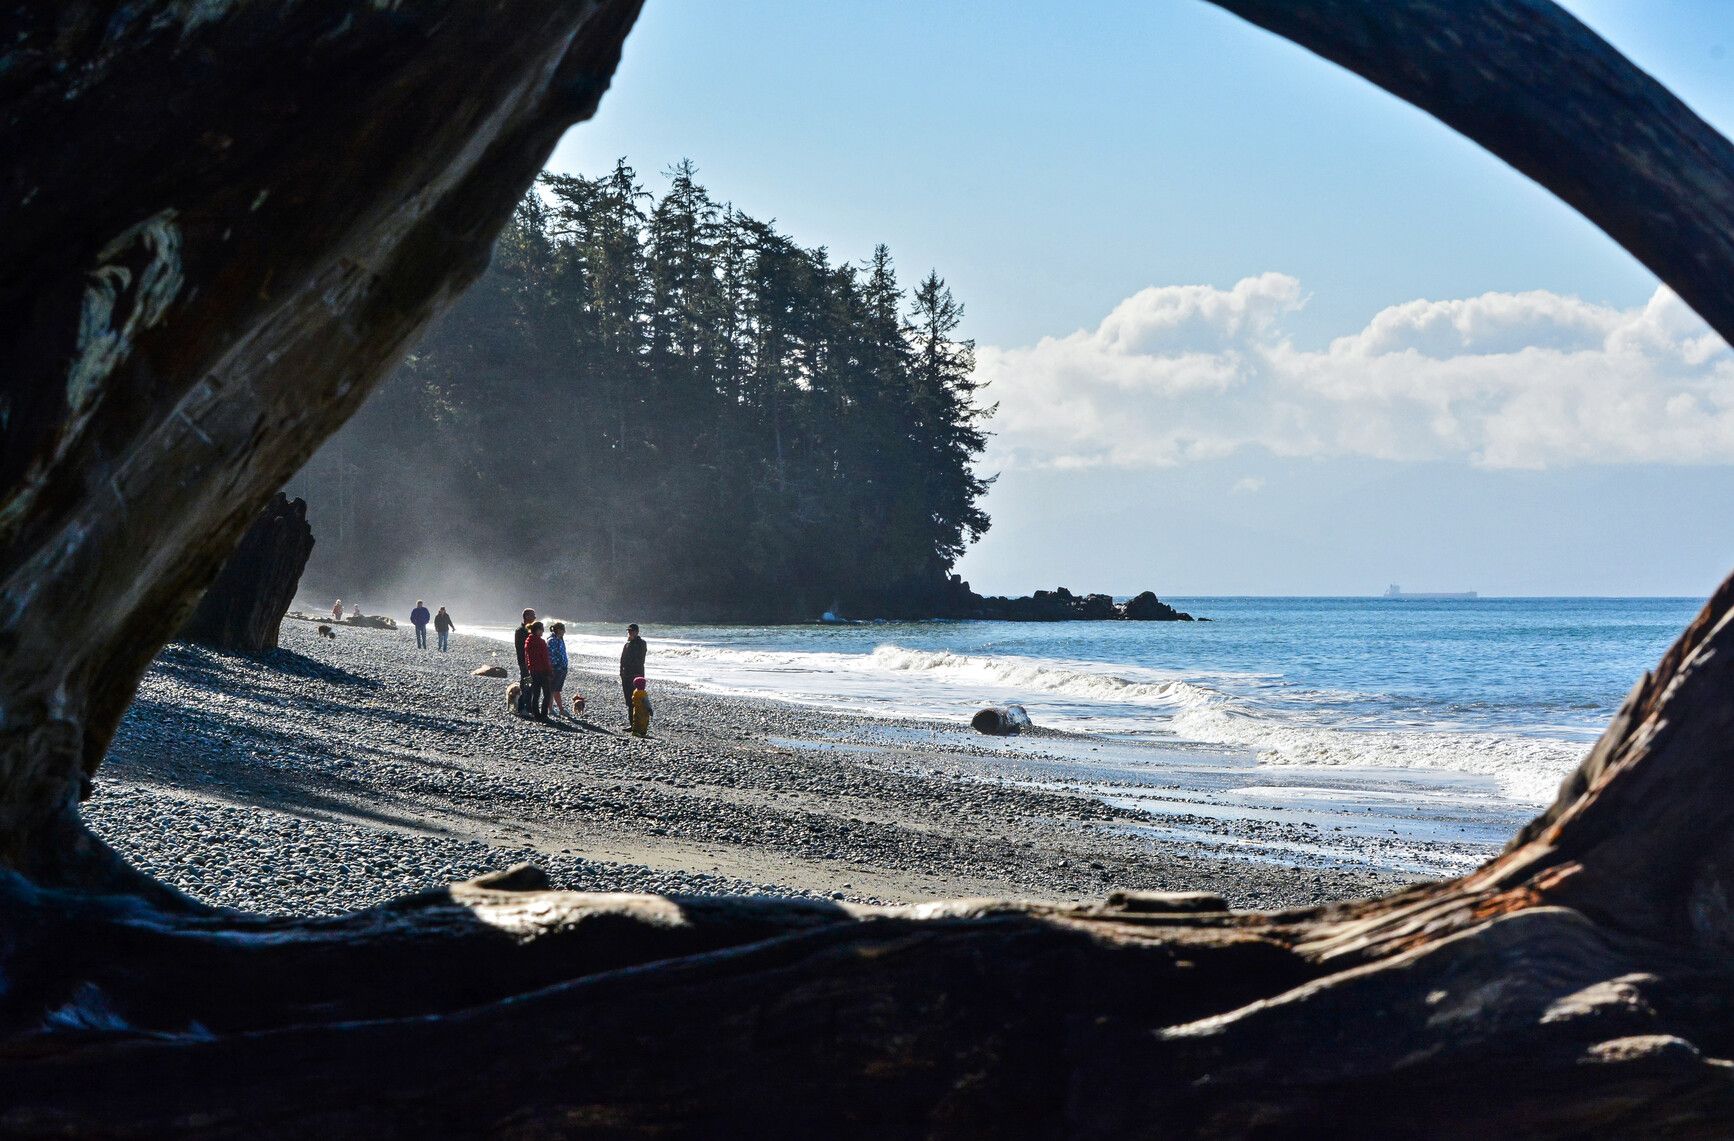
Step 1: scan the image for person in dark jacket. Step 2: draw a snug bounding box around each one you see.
[433,606,455,651]
[619,623,647,724]
[523,620,553,721]
[514,608,536,714]
[410,600,431,649]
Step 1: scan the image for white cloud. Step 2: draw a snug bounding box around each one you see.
[978,276,1734,471]
[1230,476,1264,495]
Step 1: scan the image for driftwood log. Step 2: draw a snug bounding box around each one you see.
[178,493,315,652]
[6,0,1734,1135]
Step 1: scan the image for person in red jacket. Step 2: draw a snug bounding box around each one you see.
[522,620,553,721]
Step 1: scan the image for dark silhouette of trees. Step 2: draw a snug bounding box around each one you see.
[292,162,993,620]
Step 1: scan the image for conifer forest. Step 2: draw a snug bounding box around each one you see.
[291,161,993,620]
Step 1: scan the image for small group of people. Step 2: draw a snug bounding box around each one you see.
[513,609,573,721]
[513,609,652,736]
[407,600,456,651]
[330,598,455,650]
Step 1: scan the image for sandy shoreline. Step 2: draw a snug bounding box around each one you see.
[81,620,1490,916]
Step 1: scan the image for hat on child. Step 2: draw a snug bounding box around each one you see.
[633,676,646,688]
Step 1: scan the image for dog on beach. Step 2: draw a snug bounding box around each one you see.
[506,681,522,712]
[317,624,337,639]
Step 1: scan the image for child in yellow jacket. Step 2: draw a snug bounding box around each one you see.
[630,675,653,737]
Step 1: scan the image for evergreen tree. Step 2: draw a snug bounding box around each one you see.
[288,161,993,621]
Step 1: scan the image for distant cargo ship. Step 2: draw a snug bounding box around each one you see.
[1382,584,1478,600]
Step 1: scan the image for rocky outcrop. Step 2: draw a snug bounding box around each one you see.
[618,575,1195,624]
[972,587,1118,621]
[962,586,1195,622]
[179,494,314,652]
[1122,590,1193,621]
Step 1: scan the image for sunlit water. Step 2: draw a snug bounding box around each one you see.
[475,597,1699,811]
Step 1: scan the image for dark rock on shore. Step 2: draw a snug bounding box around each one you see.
[961,585,1196,622]
[1122,590,1195,621]
[973,587,1119,621]
[827,574,1201,623]
[970,705,1033,736]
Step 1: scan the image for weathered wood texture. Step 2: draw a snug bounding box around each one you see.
[0,0,643,881]
[1208,0,1734,348]
[6,0,1734,1136]
[178,493,314,652]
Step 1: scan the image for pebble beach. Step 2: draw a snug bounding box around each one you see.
[86,619,1443,916]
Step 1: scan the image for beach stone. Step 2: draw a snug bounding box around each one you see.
[466,864,551,892]
[970,705,1033,736]
[1105,890,1230,914]
[472,665,508,678]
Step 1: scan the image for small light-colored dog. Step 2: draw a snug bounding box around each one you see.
[505,681,523,712]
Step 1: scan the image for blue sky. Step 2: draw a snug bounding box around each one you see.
[551,1,1734,597]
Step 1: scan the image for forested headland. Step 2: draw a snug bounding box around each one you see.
[289,160,994,621]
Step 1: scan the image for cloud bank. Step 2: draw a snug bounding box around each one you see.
[978,274,1734,470]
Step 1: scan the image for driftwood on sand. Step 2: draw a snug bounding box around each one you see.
[5,0,1734,1135]
[177,493,315,653]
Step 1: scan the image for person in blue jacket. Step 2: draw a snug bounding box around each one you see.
[409,600,431,649]
[547,622,572,717]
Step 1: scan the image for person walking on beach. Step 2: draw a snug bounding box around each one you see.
[619,623,647,725]
[410,600,431,649]
[514,608,536,716]
[332,599,343,622]
[547,622,571,717]
[433,606,455,651]
[629,676,653,738]
[523,620,553,721]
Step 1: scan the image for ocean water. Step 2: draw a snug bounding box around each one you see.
[513,597,1701,808]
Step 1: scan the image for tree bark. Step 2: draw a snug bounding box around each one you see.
[0,0,644,883]
[6,0,1734,1136]
[178,493,315,652]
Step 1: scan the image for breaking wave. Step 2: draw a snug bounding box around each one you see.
[861,643,1583,802]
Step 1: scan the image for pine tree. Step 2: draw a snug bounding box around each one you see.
[907,270,994,566]
[290,164,993,621]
